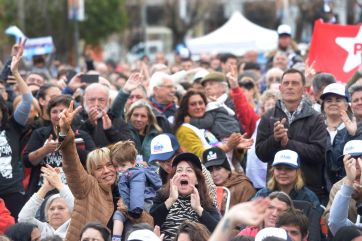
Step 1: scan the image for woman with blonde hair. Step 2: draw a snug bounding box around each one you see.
[254,149,321,210]
[125,99,162,163]
[55,101,117,241]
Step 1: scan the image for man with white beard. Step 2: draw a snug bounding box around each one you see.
[73,83,132,147]
[148,72,177,124]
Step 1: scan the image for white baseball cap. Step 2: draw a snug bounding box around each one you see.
[277,24,292,36]
[272,150,299,169]
[320,83,348,101]
[148,133,180,164]
[193,69,209,82]
[127,229,160,241]
[343,140,362,157]
[255,227,292,241]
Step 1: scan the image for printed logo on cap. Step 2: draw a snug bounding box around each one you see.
[153,142,164,153]
[207,151,217,161]
[343,140,362,155]
[150,134,174,155]
[280,154,292,161]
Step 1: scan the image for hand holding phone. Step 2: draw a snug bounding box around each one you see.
[80,74,99,84]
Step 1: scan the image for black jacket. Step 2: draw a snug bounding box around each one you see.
[73,110,132,147]
[256,100,327,199]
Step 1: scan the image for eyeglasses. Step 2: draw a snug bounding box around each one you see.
[159,85,176,90]
[87,97,107,104]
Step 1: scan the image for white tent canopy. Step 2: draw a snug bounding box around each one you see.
[186,11,278,55]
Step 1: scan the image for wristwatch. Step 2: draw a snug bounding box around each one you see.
[58,132,67,142]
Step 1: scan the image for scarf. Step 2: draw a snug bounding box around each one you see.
[279,97,306,124]
[205,93,235,116]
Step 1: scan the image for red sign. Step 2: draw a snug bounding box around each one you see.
[308,20,362,82]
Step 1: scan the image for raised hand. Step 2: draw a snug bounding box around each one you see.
[304,59,316,87]
[169,174,179,202]
[87,106,101,126]
[165,174,179,209]
[190,186,203,216]
[153,225,165,241]
[58,100,82,134]
[344,154,357,185]
[340,110,357,136]
[102,110,112,130]
[44,134,58,153]
[123,73,143,93]
[237,133,254,149]
[273,118,288,144]
[40,172,54,193]
[41,164,63,190]
[228,198,270,226]
[226,64,239,89]
[209,198,270,241]
[68,73,86,92]
[228,133,242,148]
[10,38,27,74]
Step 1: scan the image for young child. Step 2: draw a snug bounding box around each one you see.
[110,140,162,241]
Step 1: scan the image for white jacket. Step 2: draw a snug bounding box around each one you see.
[18,185,74,240]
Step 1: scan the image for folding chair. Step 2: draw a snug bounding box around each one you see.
[216,186,231,215]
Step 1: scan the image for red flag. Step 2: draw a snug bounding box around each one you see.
[309,20,362,82]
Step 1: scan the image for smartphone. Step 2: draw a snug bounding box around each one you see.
[65,69,77,83]
[80,74,99,84]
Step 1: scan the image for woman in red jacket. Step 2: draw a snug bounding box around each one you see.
[0,198,15,234]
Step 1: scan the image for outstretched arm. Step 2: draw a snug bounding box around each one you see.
[329,155,362,235]
[58,101,92,199]
[11,39,33,126]
[209,198,270,241]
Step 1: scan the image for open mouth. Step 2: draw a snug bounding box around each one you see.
[180,180,189,186]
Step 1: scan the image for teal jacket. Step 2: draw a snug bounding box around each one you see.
[128,123,160,163]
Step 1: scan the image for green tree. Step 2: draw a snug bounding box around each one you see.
[0,0,127,62]
[80,0,128,44]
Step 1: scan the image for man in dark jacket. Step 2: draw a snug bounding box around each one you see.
[73,83,132,147]
[256,68,328,204]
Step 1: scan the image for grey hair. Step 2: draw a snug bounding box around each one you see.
[349,84,362,98]
[148,71,175,97]
[84,83,110,99]
[312,72,336,94]
[265,67,283,81]
[44,194,72,221]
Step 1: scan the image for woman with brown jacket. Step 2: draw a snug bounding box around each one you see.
[58,101,117,241]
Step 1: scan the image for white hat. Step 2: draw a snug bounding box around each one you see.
[277,24,292,36]
[343,140,362,157]
[193,69,209,82]
[148,133,180,164]
[272,150,299,169]
[127,229,160,241]
[320,83,348,101]
[255,227,292,241]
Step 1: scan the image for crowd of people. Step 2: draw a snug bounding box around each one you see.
[0,23,362,241]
